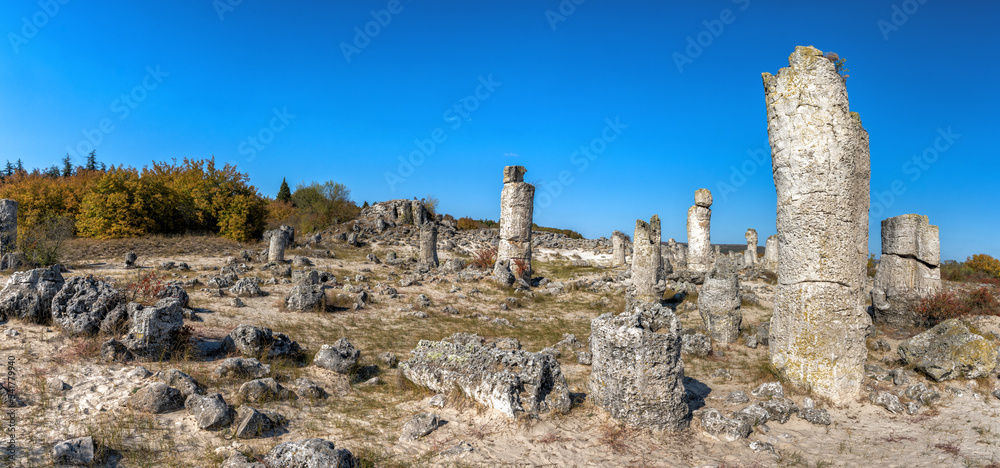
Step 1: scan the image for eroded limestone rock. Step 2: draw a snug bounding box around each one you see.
[763,235,778,274]
[588,302,689,431]
[401,337,570,418]
[744,229,758,266]
[872,214,941,328]
[764,45,871,403]
[611,231,628,267]
[631,215,664,303]
[495,166,534,280]
[687,189,712,272]
[698,257,742,344]
[419,222,439,268]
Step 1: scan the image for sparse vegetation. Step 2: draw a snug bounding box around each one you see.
[913,287,1000,326]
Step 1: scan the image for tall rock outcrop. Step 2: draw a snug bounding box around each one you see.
[763,45,871,404]
[611,231,628,267]
[687,189,712,272]
[631,216,663,303]
[744,229,758,266]
[871,214,941,327]
[763,235,779,274]
[698,257,741,344]
[495,166,534,280]
[0,200,16,255]
[419,222,439,268]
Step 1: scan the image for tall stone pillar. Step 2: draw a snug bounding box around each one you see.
[496,166,534,279]
[0,200,16,255]
[763,235,779,274]
[687,189,712,272]
[871,214,941,327]
[764,46,871,404]
[632,215,663,303]
[611,231,627,267]
[744,229,758,266]
[419,222,439,268]
[267,225,295,263]
[699,257,741,344]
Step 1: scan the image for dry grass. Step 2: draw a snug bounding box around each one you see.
[62,234,248,264]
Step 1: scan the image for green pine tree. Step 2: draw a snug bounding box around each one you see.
[276,178,292,202]
[62,154,74,177]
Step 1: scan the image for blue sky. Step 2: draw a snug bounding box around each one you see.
[1,0,997,261]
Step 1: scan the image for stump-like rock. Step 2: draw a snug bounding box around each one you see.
[588,302,689,431]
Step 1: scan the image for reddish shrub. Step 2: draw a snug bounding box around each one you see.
[914,287,1000,326]
[470,247,497,270]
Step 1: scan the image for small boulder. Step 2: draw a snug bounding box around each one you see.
[51,276,122,335]
[399,413,441,442]
[223,324,302,360]
[229,278,265,298]
[155,369,205,398]
[263,438,357,467]
[285,285,326,312]
[0,266,65,323]
[872,392,905,414]
[898,319,998,381]
[51,436,95,466]
[234,405,285,439]
[185,393,233,430]
[313,338,360,374]
[213,357,271,380]
[700,408,751,442]
[681,333,711,356]
[237,378,294,404]
[292,378,328,399]
[129,382,184,414]
[798,408,832,425]
[121,299,185,361]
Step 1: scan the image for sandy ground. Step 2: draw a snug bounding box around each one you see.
[0,236,998,467]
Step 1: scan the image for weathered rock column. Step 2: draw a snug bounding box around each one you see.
[763,235,779,273]
[872,214,941,327]
[0,200,17,255]
[631,216,663,303]
[611,231,627,267]
[588,302,689,431]
[744,229,758,266]
[412,201,427,225]
[687,189,712,272]
[419,222,439,268]
[667,239,687,270]
[495,166,534,279]
[267,225,295,263]
[698,257,741,344]
[764,46,871,404]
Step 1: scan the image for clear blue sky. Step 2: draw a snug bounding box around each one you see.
[1,0,996,261]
